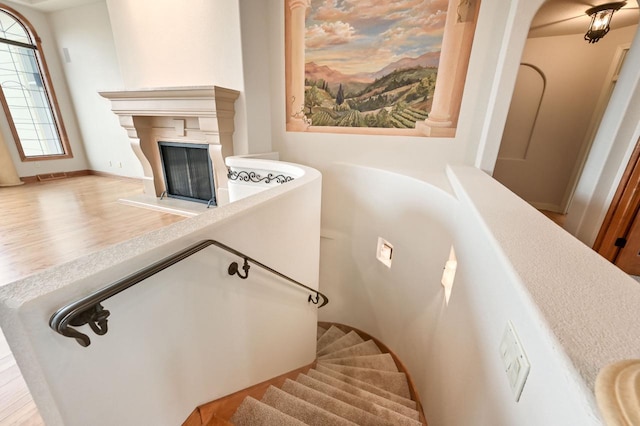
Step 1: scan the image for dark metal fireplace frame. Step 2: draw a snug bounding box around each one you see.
[158,141,216,207]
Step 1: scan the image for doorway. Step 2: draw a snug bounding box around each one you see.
[493,1,638,214]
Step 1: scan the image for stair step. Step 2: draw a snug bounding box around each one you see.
[230,396,307,426]
[314,365,416,409]
[318,340,382,360]
[319,353,399,372]
[316,331,365,357]
[306,369,419,418]
[295,373,422,426]
[317,364,411,399]
[317,325,328,341]
[281,378,391,425]
[261,385,357,426]
[317,326,347,352]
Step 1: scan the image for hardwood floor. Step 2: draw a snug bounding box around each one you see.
[539,209,567,227]
[0,175,185,286]
[0,175,187,425]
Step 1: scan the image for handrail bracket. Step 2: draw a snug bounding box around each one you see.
[50,240,329,347]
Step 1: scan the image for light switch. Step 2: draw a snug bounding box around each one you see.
[500,321,530,402]
[376,237,393,268]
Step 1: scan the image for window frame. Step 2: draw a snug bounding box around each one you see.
[0,4,71,162]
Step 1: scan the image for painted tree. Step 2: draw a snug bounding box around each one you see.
[336,83,345,106]
[305,85,322,114]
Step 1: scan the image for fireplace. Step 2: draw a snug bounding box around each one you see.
[99,86,240,207]
[159,142,216,206]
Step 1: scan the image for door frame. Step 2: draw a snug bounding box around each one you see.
[561,43,633,214]
[593,137,640,262]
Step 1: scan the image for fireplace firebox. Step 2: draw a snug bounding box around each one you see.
[158,142,216,207]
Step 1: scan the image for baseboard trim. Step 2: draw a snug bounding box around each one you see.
[88,170,143,183]
[20,169,90,184]
[19,169,143,184]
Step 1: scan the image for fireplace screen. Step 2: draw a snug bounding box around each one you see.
[158,142,216,206]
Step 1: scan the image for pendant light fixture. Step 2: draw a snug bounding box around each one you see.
[584,2,627,43]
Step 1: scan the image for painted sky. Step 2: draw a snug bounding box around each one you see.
[305,0,448,75]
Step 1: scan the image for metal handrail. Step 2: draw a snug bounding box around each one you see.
[49,239,329,347]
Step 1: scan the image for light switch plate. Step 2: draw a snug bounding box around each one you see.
[499,321,530,401]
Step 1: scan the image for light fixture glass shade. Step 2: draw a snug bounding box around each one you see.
[585,2,626,43]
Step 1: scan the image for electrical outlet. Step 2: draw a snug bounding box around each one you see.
[499,321,530,402]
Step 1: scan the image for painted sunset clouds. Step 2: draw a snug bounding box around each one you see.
[305,0,448,74]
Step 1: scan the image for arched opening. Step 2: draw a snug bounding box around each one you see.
[492,0,639,217]
[0,5,70,161]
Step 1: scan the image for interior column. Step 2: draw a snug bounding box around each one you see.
[286,0,310,131]
[417,0,479,137]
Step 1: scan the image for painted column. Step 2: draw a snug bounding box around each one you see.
[417,0,479,137]
[0,132,22,186]
[287,0,310,131]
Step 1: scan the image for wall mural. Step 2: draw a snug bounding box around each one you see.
[285,0,480,137]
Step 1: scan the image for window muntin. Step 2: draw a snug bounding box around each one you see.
[0,8,69,160]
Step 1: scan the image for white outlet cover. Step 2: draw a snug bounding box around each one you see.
[499,321,530,401]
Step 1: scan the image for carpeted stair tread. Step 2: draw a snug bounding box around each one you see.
[281,378,392,425]
[261,385,357,426]
[319,353,399,372]
[316,331,365,357]
[317,364,411,398]
[230,396,307,426]
[318,340,382,360]
[316,326,346,352]
[306,369,419,418]
[317,325,328,340]
[295,373,422,426]
[314,365,416,408]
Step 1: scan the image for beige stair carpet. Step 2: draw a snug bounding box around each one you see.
[305,369,419,419]
[261,386,356,426]
[231,397,307,426]
[316,331,364,356]
[317,364,411,399]
[318,340,382,360]
[317,325,328,340]
[317,326,346,351]
[281,379,390,425]
[314,365,416,409]
[319,353,399,372]
[317,331,365,357]
[295,373,421,426]
[230,323,423,425]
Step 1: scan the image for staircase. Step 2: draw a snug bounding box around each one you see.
[200,323,426,425]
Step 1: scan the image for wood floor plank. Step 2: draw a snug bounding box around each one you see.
[0,175,187,425]
[0,175,185,286]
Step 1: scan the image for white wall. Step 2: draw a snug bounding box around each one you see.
[0,160,322,426]
[565,21,640,245]
[104,0,249,156]
[48,1,142,178]
[319,165,640,425]
[0,0,88,177]
[493,25,637,212]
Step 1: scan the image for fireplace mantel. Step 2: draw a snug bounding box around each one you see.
[100,86,240,206]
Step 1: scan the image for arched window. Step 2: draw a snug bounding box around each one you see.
[0,6,70,160]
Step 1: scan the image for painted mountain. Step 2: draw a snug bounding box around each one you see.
[304,52,440,129]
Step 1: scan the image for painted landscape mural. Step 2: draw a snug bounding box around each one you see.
[304,0,448,129]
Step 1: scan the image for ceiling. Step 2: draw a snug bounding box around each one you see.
[7,0,98,13]
[5,0,640,38]
[530,0,639,38]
